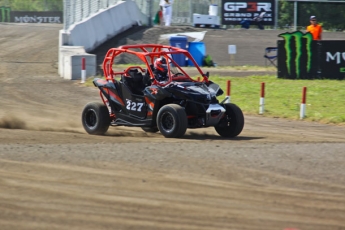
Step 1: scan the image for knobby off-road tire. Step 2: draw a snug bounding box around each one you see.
[141,127,159,133]
[215,103,244,138]
[82,102,110,135]
[157,104,187,138]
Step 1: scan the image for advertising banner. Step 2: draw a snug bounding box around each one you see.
[277,31,317,79]
[0,6,11,22]
[221,0,275,25]
[319,41,345,79]
[0,8,62,23]
[278,31,345,80]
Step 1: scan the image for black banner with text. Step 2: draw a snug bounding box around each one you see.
[0,8,62,23]
[221,0,275,25]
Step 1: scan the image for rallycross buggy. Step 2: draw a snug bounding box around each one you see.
[81,44,244,138]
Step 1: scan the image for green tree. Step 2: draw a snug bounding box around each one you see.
[0,0,62,11]
[279,0,345,31]
[278,0,294,28]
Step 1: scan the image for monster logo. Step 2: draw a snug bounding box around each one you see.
[0,6,11,22]
[279,31,313,78]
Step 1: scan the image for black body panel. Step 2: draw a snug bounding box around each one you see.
[93,78,224,128]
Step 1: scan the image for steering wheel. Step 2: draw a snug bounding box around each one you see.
[172,73,184,78]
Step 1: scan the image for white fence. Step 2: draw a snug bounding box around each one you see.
[63,0,222,30]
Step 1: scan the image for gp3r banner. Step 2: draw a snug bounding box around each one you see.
[221,0,275,25]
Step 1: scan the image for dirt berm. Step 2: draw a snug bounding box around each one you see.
[91,25,344,76]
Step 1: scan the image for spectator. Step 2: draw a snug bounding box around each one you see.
[240,20,250,29]
[160,0,173,26]
[153,10,161,26]
[306,16,322,40]
[252,12,266,30]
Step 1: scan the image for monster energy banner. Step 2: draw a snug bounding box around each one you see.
[0,7,62,23]
[278,31,345,80]
[319,41,345,79]
[0,6,10,22]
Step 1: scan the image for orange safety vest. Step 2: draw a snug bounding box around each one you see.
[306,24,322,40]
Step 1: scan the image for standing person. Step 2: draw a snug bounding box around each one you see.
[306,16,322,40]
[252,12,266,30]
[153,10,162,26]
[160,0,173,26]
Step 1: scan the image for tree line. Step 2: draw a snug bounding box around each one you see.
[1,0,344,30]
[0,0,62,11]
[278,1,345,30]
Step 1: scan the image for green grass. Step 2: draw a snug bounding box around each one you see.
[207,65,276,71]
[84,74,345,126]
[211,75,345,125]
[84,77,97,87]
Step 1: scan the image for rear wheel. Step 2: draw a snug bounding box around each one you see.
[82,102,110,135]
[157,104,187,138]
[215,103,244,138]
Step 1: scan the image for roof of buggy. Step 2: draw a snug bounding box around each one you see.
[102,44,206,86]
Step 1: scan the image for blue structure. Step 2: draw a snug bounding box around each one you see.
[187,42,206,67]
[240,20,250,29]
[169,36,188,66]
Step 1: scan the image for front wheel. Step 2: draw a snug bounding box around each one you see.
[215,103,244,138]
[157,104,187,138]
[82,102,110,135]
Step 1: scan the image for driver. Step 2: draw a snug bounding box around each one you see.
[153,57,169,82]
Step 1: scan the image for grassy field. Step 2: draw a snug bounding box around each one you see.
[211,75,345,126]
[85,67,345,126]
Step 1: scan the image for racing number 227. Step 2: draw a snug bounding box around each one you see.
[126,100,144,111]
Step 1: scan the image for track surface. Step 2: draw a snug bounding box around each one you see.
[0,23,345,230]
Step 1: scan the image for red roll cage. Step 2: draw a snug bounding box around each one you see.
[102,44,209,86]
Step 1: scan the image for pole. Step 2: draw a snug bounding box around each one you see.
[148,0,152,27]
[294,1,297,31]
[300,86,307,119]
[274,0,278,29]
[259,82,265,114]
[81,57,86,83]
[189,0,193,25]
[225,80,231,103]
[230,54,235,66]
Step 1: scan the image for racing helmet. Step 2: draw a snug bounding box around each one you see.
[154,57,168,73]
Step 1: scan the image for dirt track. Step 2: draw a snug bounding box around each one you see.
[0,23,345,230]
